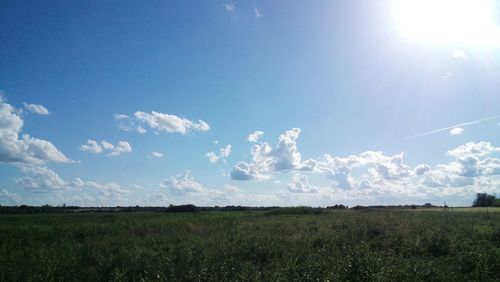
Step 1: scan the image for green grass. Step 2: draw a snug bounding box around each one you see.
[412,207,500,212]
[1,210,499,281]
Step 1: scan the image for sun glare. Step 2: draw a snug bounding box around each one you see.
[392,0,500,47]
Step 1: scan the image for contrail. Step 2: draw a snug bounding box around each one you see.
[405,114,500,139]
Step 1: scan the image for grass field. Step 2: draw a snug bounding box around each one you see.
[412,207,500,213]
[1,209,500,281]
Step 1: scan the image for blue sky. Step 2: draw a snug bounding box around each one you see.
[1,0,500,206]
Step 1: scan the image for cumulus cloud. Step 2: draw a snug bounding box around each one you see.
[156,171,257,206]
[16,165,66,192]
[80,140,103,153]
[16,165,130,196]
[114,114,146,134]
[117,111,208,135]
[414,164,431,176]
[101,140,132,157]
[231,128,317,180]
[287,174,317,193]
[230,161,271,180]
[230,129,500,204]
[247,131,264,143]
[206,144,232,163]
[420,166,474,188]
[447,141,499,158]
[23,103,49,115]
[0,98,70,164]
[315,151,415,191]
[161,170,206,195]
[450,127,464,135]
[414,141,500,192]
[80,140,132,157]
[116,111,209,135]
[70,178,130,197]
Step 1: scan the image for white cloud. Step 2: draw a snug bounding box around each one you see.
[80,139,132,157]
[150,152,164,158]
[449,127,464,135]
[223,3,235,12]
[16,165,130,196]
[114,114,146,134]
[233,129,415,183]
[230,161,271,181]
[206,144,232,163]
[105,141,132,157]
[231,128,320,180]
[156,171,249,206]
[0,98,70,164]
[0,189,22,204]
[420,166,474,188]
[220,145,232,157]
[247,131,264,142]
[229,130,500,204]
[224,184,242,193]
[161,170,206,195]
[447,141,499,158]
[133,111,209,134]
[80,140,103,153]
[114,114,129,120]
[315,151,414,190]
[23,103,49,115]
[17,165,66,192]
[70,178,130,197]
[254,7,262,17]
[206,152,219,163]
[287,174,317,193]
[414,164,431,176]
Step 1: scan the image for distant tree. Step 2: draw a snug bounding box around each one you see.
[423,203,433,208]
[327,204,348,210]
[167,204,198,213]
[472,193,496,207]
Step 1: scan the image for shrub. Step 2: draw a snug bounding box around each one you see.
[472,193,497,207]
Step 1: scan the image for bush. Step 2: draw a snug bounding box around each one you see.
[472,193,497,207]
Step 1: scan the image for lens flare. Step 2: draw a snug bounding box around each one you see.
[392,0,500,47]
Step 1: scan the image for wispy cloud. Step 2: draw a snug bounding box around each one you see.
[222,3,235,12]
[149,152,164,159]
[254,7,262,18]
[405,115,500,139]
[23,103,49,115]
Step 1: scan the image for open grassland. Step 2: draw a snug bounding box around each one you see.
[1,209,499,281]
[413,207,500,213]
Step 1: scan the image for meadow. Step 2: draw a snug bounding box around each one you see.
[1,208,499,281]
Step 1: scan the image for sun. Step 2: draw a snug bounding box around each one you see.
[392,0,500,47]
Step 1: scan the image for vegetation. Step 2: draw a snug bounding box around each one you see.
[1,208,499,281]
[473,193,499,207]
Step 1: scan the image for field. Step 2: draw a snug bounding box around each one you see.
[1,208,500,281]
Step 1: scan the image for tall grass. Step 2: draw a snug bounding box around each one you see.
[0,210,499,281]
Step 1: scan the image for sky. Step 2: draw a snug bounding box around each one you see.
[1,0,500,207]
